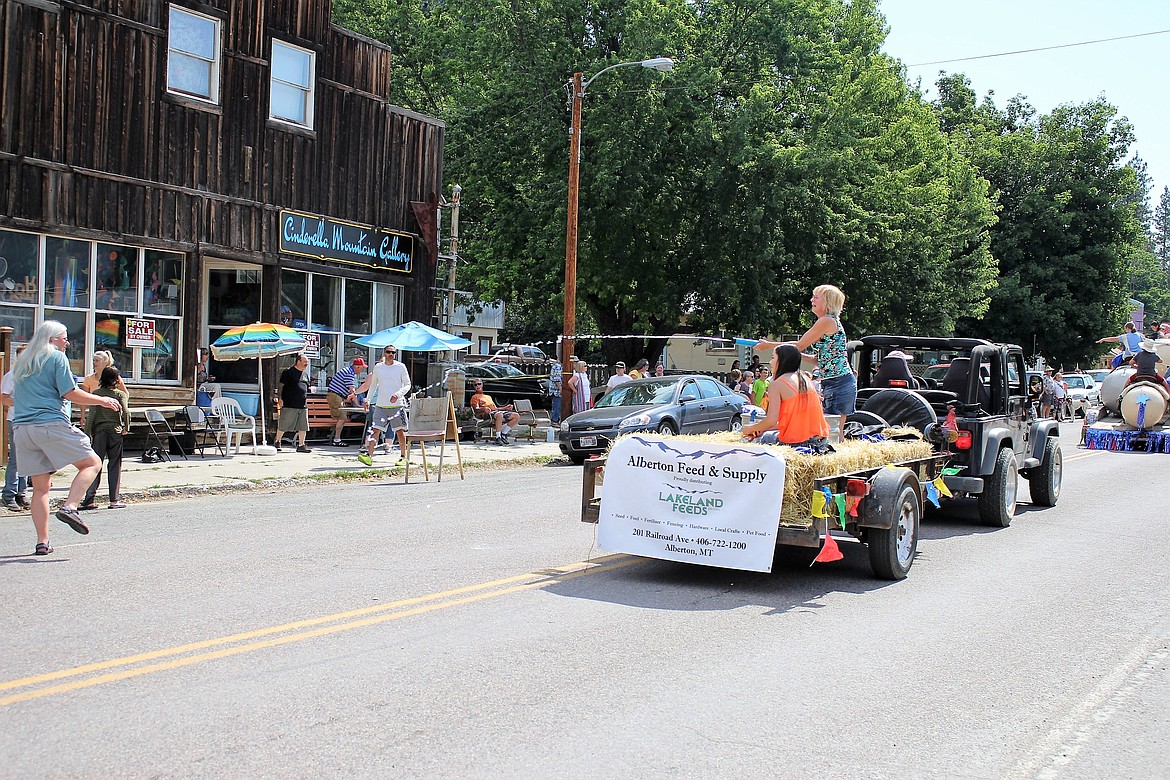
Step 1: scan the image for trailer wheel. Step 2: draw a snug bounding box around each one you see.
[978,447,1017,527]
[1027,436,1061,506]
[867,475,920,580]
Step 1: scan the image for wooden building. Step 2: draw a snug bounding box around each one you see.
[0,0,444,413]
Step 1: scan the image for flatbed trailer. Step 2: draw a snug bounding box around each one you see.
[581,450,951,580]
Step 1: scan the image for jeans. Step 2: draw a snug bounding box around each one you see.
[548,395,561,425]
[83,429,124,505]
[2,424,26,502]
[820,372,857,416]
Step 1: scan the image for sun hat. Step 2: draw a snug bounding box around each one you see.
[885,350,910,360]
[1140,339,1158,353]
[352,357,367,368]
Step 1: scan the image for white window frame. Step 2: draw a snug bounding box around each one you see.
[269,40,316,129]
[166,5,221,104]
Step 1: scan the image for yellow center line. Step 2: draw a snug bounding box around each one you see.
[0,553,640,707]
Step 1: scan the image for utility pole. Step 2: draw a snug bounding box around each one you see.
[446,183,462,334]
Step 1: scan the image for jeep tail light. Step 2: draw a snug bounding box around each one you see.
[889,379,908,388]
[954,430,972,450]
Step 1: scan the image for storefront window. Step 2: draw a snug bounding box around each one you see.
[373,282,402,332]
[96,244,140,312]
[45,237,91,309]
[280,270,308,328]
[311,275,341,331]
[141,317,179,381]
[207,267,261,385]
[44,308,88,377]
[0,229,40,307]
[344,280,371,334]
[144,250,183,316]
[0,231,185,382]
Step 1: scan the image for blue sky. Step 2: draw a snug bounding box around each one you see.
[879,0,1169,208]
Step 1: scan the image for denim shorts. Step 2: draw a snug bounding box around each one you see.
[820,372,857,416]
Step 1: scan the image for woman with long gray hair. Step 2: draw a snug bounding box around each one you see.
[12,320,122,555]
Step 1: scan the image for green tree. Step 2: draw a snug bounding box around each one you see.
[335,0,997,364]
[937,75,1144,367]
[1154,186,1170,271]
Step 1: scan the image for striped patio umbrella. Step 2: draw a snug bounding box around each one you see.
[212,322,306,451]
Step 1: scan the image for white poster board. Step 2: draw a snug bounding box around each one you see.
[598,435,786,572]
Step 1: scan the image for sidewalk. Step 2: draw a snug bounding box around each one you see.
[17,433,565,506]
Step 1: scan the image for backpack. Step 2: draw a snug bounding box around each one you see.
[141,447,166,463]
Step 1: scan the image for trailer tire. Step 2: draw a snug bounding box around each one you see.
[867,474,920,580]
[1027,436,1061,507]
[978,447,1017,527]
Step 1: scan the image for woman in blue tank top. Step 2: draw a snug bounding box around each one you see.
[794,284,856,416]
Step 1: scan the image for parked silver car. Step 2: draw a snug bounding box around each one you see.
[1062,373,1100,417]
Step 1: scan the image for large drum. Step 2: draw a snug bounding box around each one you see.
[1119,380,1170,429]
[1100,368,1134,416]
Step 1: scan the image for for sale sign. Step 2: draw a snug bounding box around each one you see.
[299,331,321,358]
[598,435,785,572]
[125,318,156,348]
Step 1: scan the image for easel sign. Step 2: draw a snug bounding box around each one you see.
[404,393,465,482]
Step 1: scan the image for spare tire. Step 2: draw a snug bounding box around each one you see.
[862,389,938,433]
[843,410,888,439]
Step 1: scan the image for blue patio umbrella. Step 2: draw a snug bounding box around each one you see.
[354,321,472,352]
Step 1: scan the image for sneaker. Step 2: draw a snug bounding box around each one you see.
[296,445,312,453]
[55,507,90,535]
[274,440,283,452]
[499,433,511,445]
[395,456,408,467]
[357,453,373,466]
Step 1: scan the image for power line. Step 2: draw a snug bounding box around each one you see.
[907,28,1170,67]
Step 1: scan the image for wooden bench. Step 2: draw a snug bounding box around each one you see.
[304,396,367,442]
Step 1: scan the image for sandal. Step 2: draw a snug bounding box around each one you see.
[79,503,99,511]
[34,543,53,556]
[108,502,126,509]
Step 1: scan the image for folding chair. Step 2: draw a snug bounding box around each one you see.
[143,409,188,461]
[511,399,539,443]
[182,405,225,457]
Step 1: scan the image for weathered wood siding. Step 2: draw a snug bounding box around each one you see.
[0,0,444,270]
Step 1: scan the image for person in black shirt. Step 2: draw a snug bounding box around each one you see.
[275,353,312,452]
[1128,341,1170,390]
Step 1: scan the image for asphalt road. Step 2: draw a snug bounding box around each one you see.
[0,424,1167,779]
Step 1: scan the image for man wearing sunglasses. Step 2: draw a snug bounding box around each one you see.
[354,346,412,466]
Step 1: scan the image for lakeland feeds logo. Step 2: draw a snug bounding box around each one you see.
[659,483,723,516]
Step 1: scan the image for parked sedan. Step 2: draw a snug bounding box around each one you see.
[558,375,746,464]
[1062,372,1100,417]
[459,362,550,408]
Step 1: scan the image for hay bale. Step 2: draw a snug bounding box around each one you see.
[606,430,933,527]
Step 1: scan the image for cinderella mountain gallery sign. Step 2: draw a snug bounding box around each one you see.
[279,210,414,273]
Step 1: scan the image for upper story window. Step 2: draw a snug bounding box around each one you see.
[270,41,315,128]
[167,6,221,103]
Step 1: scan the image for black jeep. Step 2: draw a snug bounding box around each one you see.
[849,335,1062,526]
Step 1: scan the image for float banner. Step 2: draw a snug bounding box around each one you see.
[279,210,413,273]
[598,435,785,572]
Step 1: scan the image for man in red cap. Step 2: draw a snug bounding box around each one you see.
[327,355,368,446]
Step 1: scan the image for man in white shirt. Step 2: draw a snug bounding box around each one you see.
[355,345,412,466]
[606,361,633,391]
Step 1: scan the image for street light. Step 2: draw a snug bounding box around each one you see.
[562,56,674,417]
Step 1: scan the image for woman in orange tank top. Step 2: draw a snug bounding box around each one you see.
[743,344,829,445]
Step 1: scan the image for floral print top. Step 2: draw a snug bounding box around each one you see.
[811,315,851,380]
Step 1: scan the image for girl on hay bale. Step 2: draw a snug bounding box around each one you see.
[742,344,829,445]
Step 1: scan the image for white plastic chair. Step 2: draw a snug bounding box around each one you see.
[210,397,258,454]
